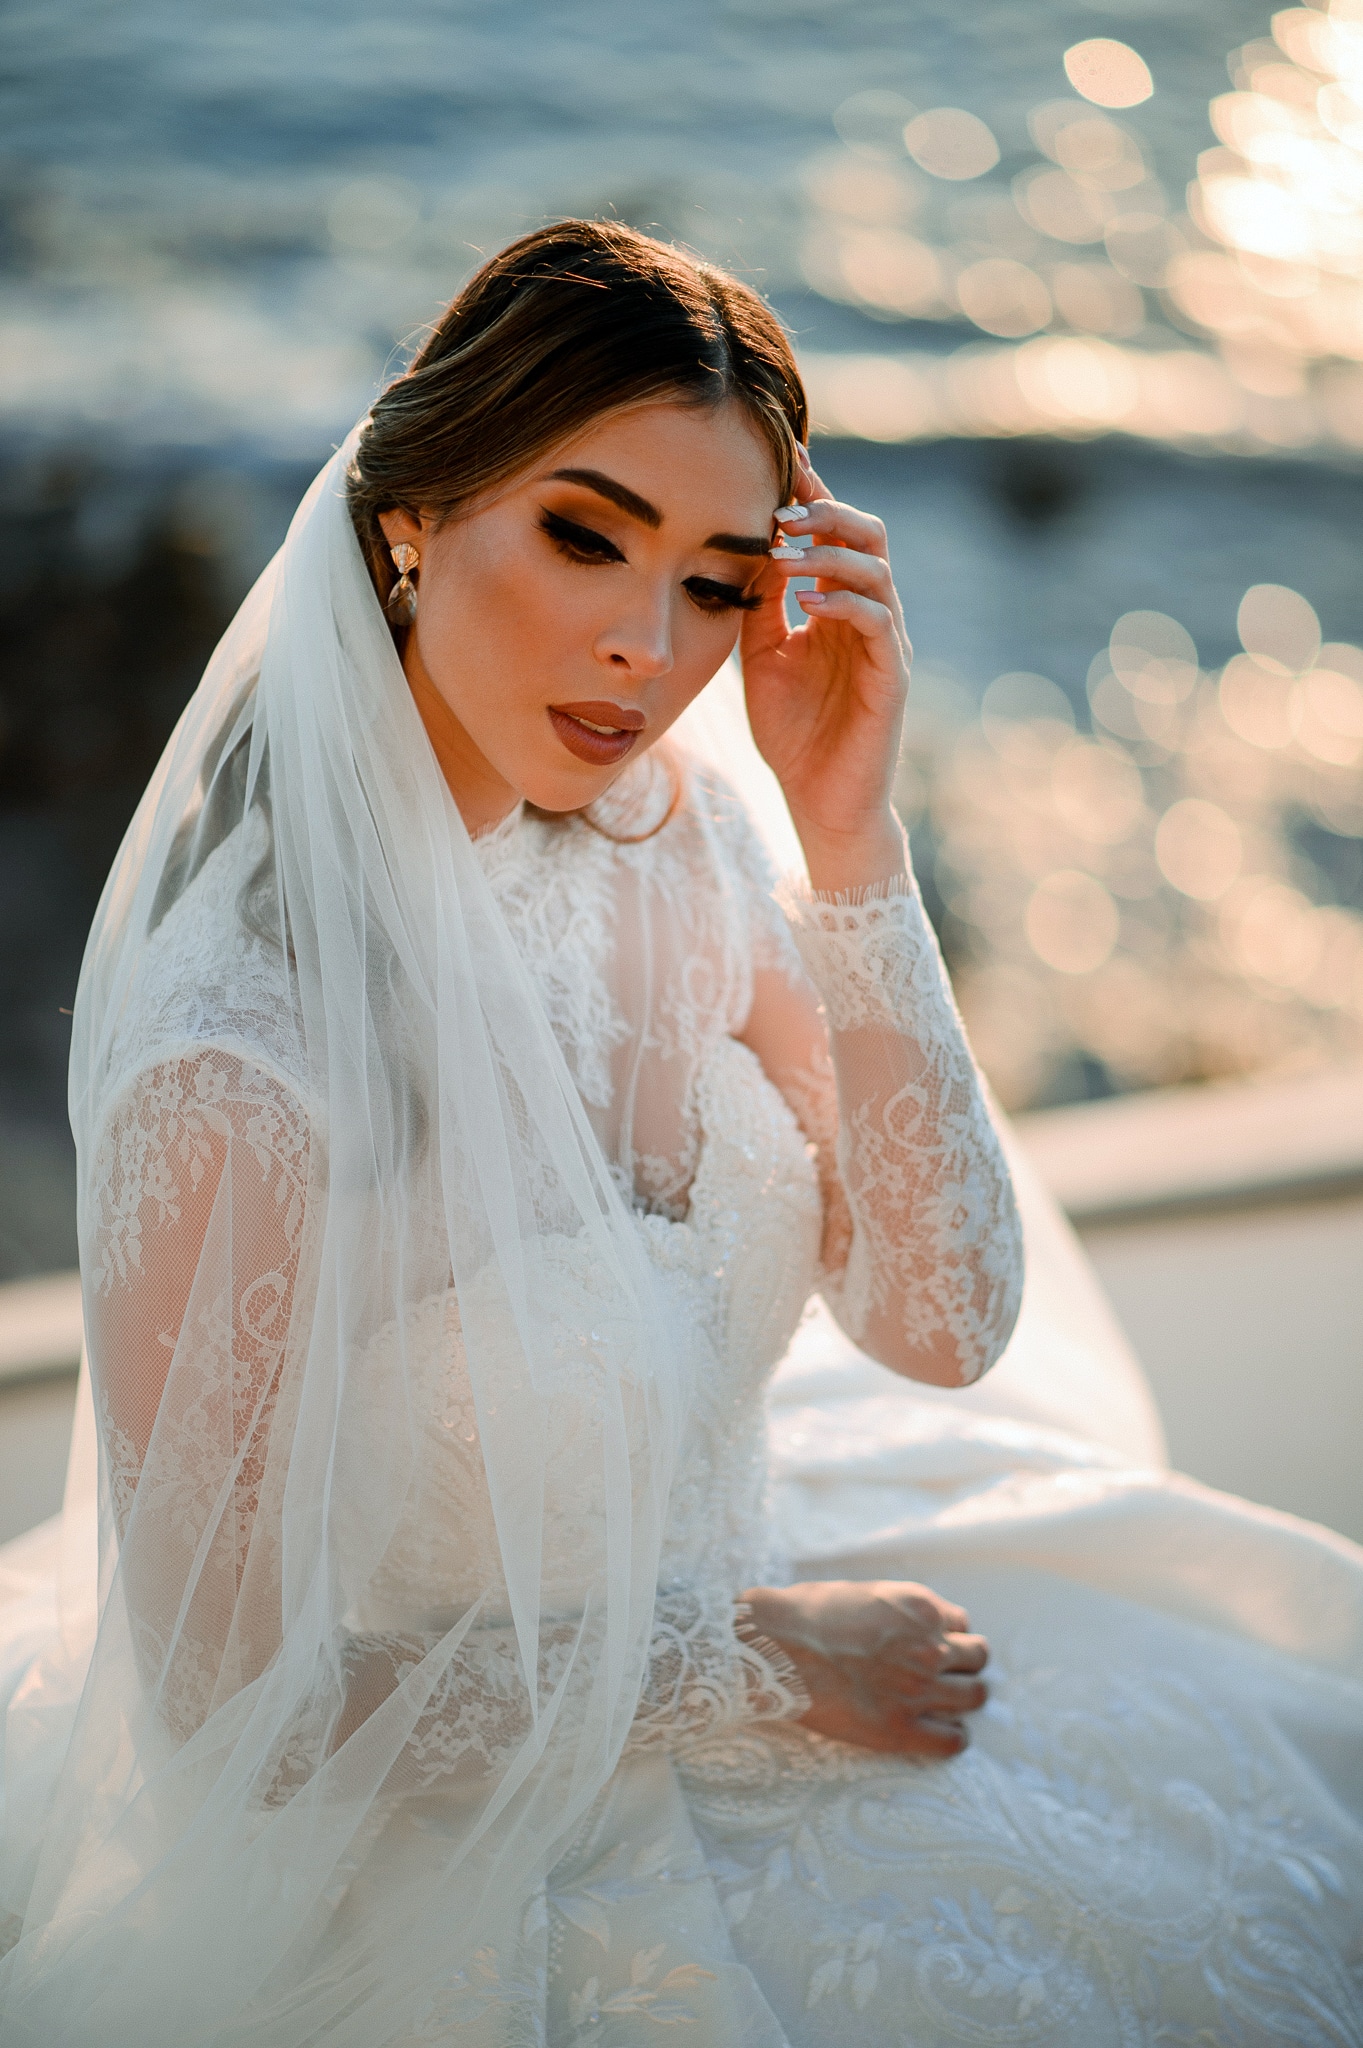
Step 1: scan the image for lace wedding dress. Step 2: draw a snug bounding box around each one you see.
[2,411,1360,2044]
[7,755,1357,2046]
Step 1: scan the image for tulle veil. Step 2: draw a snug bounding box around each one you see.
[0,426,1157,2045]
[1,434,696,2044]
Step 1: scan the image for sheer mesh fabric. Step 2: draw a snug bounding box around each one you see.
[84,770,1021,1783]
[3,454,1356,2040]
[777,878,1024,1386]
[1,432,1025,2045]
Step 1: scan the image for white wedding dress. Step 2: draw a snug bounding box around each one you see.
[6,753,1359,2046]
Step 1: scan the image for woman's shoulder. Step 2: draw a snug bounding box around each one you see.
[635,754,807,985]
[669,754,791,914]
[104,812,307,1113]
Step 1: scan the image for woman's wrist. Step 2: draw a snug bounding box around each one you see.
[791,809,908,898]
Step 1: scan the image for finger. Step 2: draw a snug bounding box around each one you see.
[794,444,832,507]
[940,1632,989,1675]
[775,545,908,649]
[770,543,895,602]
[774,497,889,561]
[895,1713,969,1760]
[881,1662,986,1712]
[794,590,904,660]
[916,1672,989,1715]
[880,1623,985,1682]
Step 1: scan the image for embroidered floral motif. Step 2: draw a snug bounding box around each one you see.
[87,773,1331,2048]
[782,876,1023,1385]
[675,1658,1363,2044]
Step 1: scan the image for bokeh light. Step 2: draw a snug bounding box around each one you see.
[903,109,1001,182]
[1110,612,1200,704]
[1155,799,1243,898]
[1026,870,1121,973]
[833,91,920,161]
[956,258,1052,337]
[800,5,1363,460]
[1237,583,1323,671]
[895,578,1363,1110]
[1063,39,1155,111]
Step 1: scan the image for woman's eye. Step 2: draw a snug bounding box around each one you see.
[684,577,762,615]
[538,509,625,565]
[539,511,758,613]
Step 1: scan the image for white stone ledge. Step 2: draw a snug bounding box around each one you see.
[1016,1063,1363,1228]
[2,1062,1361,1381]
[0,1272,83,1388]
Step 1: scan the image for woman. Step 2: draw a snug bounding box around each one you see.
[0,222,1359,2046]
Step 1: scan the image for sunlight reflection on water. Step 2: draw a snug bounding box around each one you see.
[0,0,1361,1174]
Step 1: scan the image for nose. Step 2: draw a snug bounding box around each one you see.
[594,586,674,680]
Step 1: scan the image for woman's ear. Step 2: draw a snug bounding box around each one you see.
[377,506,426,551]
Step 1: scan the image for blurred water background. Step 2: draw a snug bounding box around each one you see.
[2,0,1362,1281]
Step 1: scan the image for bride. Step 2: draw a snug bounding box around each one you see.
[1,220,1360,2046]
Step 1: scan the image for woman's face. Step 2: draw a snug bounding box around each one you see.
[378,398,781,830]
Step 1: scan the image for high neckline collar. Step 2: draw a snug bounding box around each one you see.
[469,800,526,863]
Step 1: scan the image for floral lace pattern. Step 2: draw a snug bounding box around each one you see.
[71,768,1362,2045]
[83,775,1024,1787]
[674,1626,1363,2045]
[89,1043,309,1742]
[782,877,1023,1386]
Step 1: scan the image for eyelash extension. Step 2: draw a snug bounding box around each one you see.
[538,507,626,564]
[539,508,760,612]
[683,578,763,614]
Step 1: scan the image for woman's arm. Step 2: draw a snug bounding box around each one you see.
[91,1051,804,1771]
[739,882,1022,1387]
[88,1047,312,1737]
[735,448,1023,1386]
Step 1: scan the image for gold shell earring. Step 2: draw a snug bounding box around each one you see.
[387,542,419,624]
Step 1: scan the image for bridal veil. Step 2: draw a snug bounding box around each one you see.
[0,436,694,2044]
[0,426,1161,2044]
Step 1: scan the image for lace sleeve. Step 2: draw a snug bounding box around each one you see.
[327,1589,808,1796]
[89,1049,804,1779]
[780,874,1023,1386]
[627,1587,808,1751]
[87,1046,312,1739]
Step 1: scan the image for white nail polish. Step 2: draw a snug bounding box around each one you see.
[774,504,809,522]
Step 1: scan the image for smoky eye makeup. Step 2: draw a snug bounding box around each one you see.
[538,507,626,563]
[683,576,763,613]
[539,505,762,614]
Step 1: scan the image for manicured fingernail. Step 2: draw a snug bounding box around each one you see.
[798,591,826,605]
[770,535,814,556]
[774,504,809,522]
[770,544,802,560]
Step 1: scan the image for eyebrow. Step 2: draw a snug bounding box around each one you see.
[547,468,770,559]
[702,531,771,557]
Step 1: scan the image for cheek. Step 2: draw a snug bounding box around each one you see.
[651,610,742,725]
[416,529,553,691]
[672,604,742,682]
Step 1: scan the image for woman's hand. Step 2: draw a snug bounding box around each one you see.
[740,1579,988,1760]
[739,449,912,896]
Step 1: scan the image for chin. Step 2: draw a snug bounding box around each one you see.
[509,755,616,816]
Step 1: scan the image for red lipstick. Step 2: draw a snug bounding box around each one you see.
[547,701,646,766]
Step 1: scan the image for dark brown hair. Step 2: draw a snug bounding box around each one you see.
[346,219,807,613]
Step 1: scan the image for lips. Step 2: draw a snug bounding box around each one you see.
[547,701,645,766]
